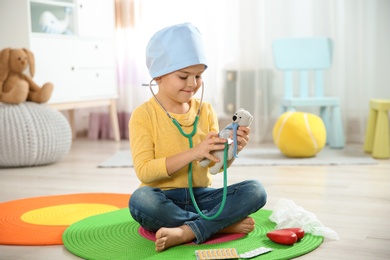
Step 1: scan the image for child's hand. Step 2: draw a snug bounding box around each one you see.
[193,132,227,163]
[231,126,250,153]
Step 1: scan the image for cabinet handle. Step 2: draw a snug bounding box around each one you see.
[71,66,75,71]
[96,73,99,78]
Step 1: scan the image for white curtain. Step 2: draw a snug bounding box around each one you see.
[114,0,390,143]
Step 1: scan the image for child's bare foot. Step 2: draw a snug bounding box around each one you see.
[155,225,196,252]
[219,217,255,234]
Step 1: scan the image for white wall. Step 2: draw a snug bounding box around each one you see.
[85,0,390,141]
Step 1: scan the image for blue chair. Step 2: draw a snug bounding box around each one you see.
[272,37,345,148]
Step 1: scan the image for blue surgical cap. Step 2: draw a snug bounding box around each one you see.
[146,23,208,78]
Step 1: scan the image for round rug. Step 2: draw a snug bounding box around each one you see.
[63,209,323,260]
[0,193,130,245]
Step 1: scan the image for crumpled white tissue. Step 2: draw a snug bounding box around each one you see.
[269,198,340,241]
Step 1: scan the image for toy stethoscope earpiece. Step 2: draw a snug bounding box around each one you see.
[148,79,229,220]
[148,79,203,125]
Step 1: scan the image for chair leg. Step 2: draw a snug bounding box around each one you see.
[363,107,377,153]
[329,106,345,149]
[320,106,330,145]
[372,110,390,159]
[281,105,296,114]
[281,105,287,114]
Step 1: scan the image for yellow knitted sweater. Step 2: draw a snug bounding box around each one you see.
[129,97,219,190]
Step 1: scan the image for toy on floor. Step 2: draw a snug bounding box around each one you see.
[0,48,53,104]
[267,228,305,245]
[269,198,340,240]
[273,111,326,158]
[200,108,253,174]
[195,246,272,260]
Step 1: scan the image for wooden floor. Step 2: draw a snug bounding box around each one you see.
[1,138,389,259]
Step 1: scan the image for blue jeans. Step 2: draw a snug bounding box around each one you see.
[129,180,267,243]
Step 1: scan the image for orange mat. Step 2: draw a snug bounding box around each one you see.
[0,193,130,245]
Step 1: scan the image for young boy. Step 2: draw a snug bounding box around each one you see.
[129,22,267,252]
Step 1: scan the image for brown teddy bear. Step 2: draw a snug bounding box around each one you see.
[0,48,53,104]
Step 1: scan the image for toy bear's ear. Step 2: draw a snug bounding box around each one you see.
[0,48,11,83]
[23,48,35,77]
[248,115,254,125]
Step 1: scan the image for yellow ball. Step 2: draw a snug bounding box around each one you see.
[273,111,327,158]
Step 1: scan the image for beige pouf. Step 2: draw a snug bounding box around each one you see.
[0,102,72,167]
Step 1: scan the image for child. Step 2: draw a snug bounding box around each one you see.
[129,23,267,252]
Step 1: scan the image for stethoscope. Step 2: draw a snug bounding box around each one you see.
[147,79,228,220]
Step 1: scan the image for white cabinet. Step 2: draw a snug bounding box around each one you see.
[77,0,114,38]
[0,0,120,141]
[30,36,117,103]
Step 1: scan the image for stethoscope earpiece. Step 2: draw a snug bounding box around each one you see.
[148,79,204,125]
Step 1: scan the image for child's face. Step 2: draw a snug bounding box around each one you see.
[156,64,205,107]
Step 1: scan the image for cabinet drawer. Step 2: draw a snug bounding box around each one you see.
[76,68,118,99]
[77,39,115,68]
[77,0,115,38]
[30,37,77,103]
[30,37,117,103]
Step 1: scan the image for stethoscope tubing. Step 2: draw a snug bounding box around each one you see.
[148,80,228,220]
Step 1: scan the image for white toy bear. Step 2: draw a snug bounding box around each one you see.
[200,108,253,174]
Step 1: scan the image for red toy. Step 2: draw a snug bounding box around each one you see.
[266,228,305,245]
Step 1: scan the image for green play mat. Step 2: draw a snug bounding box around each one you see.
[63,208,323,259]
